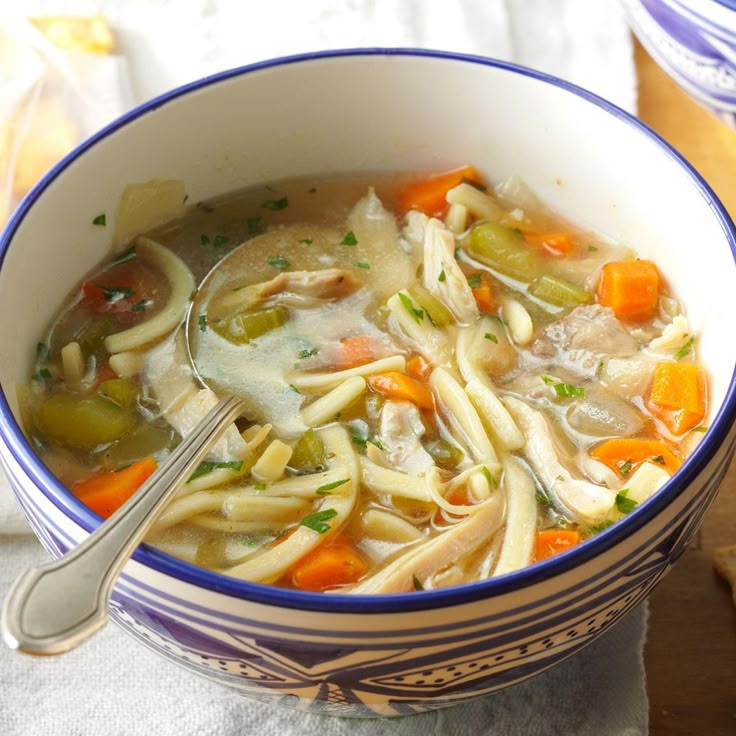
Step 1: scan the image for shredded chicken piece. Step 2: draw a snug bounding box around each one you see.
[530,305,637,377]
[647,315,691,355]
[144,331,249,461]
[377,401,435,475]
[346,490,505,594]
[503,395,616,524]
[208,268,361,321]
[422,218,478,324]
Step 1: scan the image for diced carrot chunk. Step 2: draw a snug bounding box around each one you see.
[367,372,434,410]
[395,165,486,217]
[590,438,681,477]
[648,362,707,435]
[535,529,581,562]
[597,259,660,321]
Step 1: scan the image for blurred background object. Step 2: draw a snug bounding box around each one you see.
[622,0,736,127]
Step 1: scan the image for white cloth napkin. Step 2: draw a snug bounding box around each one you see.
[0,1,643,733]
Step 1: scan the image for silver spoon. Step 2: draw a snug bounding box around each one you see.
[0,243,261,656]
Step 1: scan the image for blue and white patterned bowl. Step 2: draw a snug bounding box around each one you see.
[1,50,736,718]
[623,0,736,127]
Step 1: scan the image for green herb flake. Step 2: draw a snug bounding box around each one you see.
[254,483,267,491]
[675,337,695,361]
[615,488,638,515]
[491,315,509,327]
[588,244,598,252]
[651,455,666,465]
[484,332,498,343]
[183,194,189,203]
[131,300,148,312]
[316,478,350,495]
[368,438,384,450]
[619,458,633,477]
[355,261,371,270]
[300,508,338,533]
[349,421,370,446]
[288,384,301,394]
[438,268,447,283]
[298,347,319,360]
[92,214,106,226]
[466,273,482,289]
[262,196,289,211]
[246,216,264,239]
[542,375,585,398]
[101,286,135,304]
[480,466,496,487]
[693,426,709,433]
[454,246,462,259]
[109,246,137,267]
[299,238,313,245]
[198,314,207,332]
[213,235,229,247]
[36,342,49,360]
[589,519,614,534]
[597,360,605,376]
[412,574,424,591]
[188,460,243,482]
[341,230,358,246]
[200,234,210,246]
[267,255,290,271]
[536,490,553,507]
[33,367,52,381]
[398,292,424,324]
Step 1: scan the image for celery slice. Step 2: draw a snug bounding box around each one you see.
[34,393,136,451]
[211,305,288,345]
[407,285,454,327]
[528,274,591,308]
[468,223,539,282]
[424,438,464,469]
[97,378,139,409]
[290,428,327,472]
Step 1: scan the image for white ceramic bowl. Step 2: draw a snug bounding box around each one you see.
[623,0,736,127]
[1,50,736,718]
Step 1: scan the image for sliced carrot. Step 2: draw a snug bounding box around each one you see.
[597,259,660,321]
[535,528,581,562]
[367,372,434,410]
[648,362,707,435]
[73,457,157,519]
[522,231,574,257]
[590,438,681,477]
[333,335,379,369]
[433,485,474,524]
[395,165,486,217]
[290,542,368,592]
[406,354,433,381]
[465,269,496,314]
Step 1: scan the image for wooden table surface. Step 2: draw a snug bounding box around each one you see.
[634,39,736,736]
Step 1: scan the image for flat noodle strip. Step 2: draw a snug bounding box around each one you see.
[154,490,228,531]
[190,516,285,534]
[359,456,432,502]
[287,355,405,392]
[446,182,506,223]
[105,236,196,354]
[492,457,537,576]
[300,376,366,427]
[223,425,359,583]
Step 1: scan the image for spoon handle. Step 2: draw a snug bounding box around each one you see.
[1,395,244,656]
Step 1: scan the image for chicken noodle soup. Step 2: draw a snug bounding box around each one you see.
[25,167,709,592]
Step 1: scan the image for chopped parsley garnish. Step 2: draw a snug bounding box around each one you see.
[588,244,598,252]
[246,216,264,239]
[262,196,289,211]
[398,292,424,324]
[596,360,605,375]
[693,426,708,433]
[349,420,370,446]
[200,234,210,246]
[491,314,509,327]
[188,460,243,482]
[288,384,301,394]
[254,483,267,491]
[101,286,135,304]
[341,230,358,246]
[316,478,350,495]
[212,235,229,247]
[301,508,338,533]
[615,488,638,514]
[541,375,585,398]
[438,268,446,283]
[198,314,207,332]
[480,466,496,487]
[109,246,137,267]
[355,261,370,270]
[675,337,695,361]
[619,458,633,477]
[368,438,384,450]
[33,368,52,381]
[267,255,290,270]
[131,299,148,312]
[92,214,106,226]
[484,332,498,343]
[589,519,614,534]
[651,455,666,465]
[412,574,424,591]
[298,347,319,359]
[454,246,462,259]
[299,238,313,245]
[535,490,553,507]
[466,273,482,289]
[36,342,49,360]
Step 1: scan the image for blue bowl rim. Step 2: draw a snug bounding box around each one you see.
[1,47,735,615]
